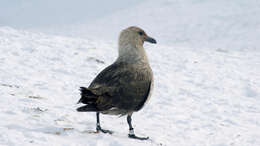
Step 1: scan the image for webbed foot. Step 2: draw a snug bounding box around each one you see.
[128,134,149,140]
[96,126,113,134]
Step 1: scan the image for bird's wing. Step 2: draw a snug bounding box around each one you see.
[88,62,152,111]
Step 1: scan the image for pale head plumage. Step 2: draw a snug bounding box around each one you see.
[117,26,156,63]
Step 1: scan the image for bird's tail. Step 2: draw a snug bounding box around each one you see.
[77,87,97,104]
[76,87,99,112]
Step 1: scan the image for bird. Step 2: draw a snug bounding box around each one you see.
[76,26,156,140]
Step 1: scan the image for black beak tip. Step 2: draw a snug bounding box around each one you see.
[145,37,157,44]
[151,39,157,44]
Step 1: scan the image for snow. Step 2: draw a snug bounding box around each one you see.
[34,0,260,50]
[1,0,260,146]
[0,0,143,28]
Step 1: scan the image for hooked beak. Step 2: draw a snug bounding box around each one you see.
[145,36,157,44]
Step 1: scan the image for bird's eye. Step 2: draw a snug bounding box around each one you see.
[138,31,144,36]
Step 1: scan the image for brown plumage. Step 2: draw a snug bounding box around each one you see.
[77,26,156,140]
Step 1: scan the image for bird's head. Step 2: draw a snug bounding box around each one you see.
[119,26,157,48]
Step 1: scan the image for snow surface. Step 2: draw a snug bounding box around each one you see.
[0,0,143,28]
[1,0,260,146]
[34,0,260,50]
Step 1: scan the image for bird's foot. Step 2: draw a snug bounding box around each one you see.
[96,126,113,134]
[128,134,149,140]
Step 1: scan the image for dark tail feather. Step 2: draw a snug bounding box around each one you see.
[77,87,97,104]
[77,87,100,112]
[76,104,99,112]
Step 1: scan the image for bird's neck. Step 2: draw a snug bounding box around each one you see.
[116,44,149,64]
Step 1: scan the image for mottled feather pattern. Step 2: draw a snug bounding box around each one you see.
[78,61,152,115]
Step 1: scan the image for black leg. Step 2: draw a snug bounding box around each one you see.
[96,112,113,134]
[127,114,149,140]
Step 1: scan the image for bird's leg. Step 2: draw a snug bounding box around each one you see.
[127,114,149,140]
[96,112,113,134]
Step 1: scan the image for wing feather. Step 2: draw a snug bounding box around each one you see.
[88,62,152,111]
